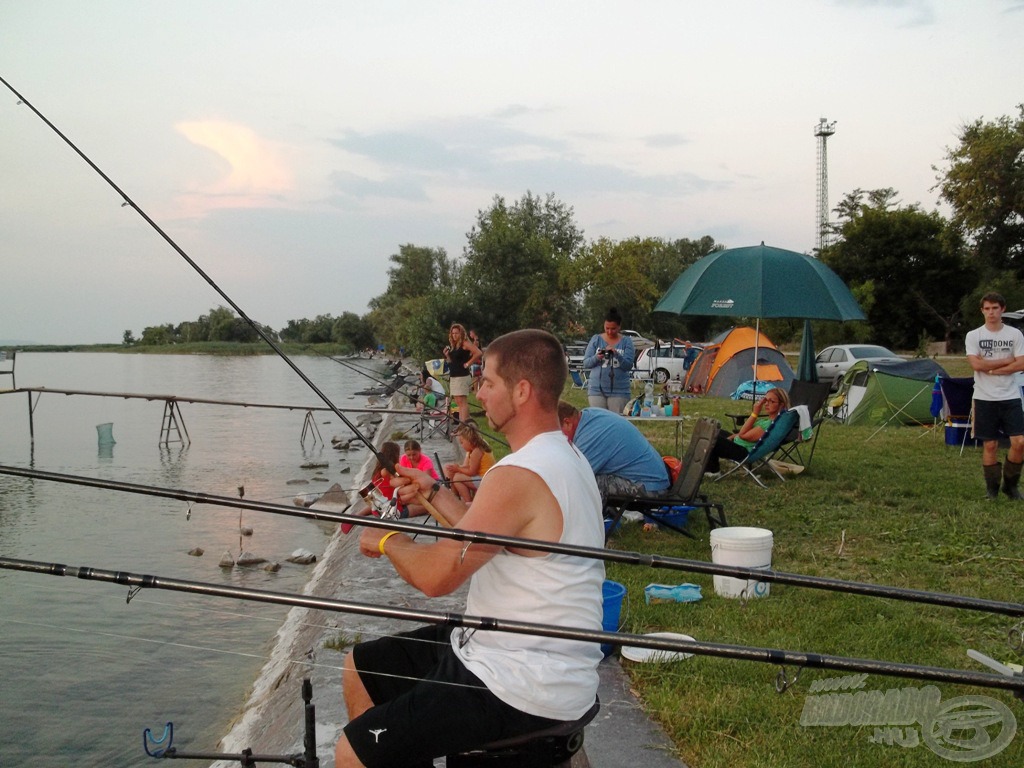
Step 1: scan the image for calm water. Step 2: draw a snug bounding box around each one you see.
[0,352,388,767]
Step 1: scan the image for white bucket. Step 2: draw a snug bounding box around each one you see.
[710,526,773,599]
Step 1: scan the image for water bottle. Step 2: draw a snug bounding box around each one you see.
[642,381,654,417]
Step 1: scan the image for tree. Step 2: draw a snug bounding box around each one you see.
[366,244,460,358]
[572,236,721,341]
[332,312,375,350]
[822,190,971,350]
[459,192,585,340]
[935,105,1024,273]
[122,330,136,346]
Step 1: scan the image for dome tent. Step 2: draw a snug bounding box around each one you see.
[684,327,794,398]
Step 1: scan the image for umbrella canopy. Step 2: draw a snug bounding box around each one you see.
[655,244,866,321]
[656,244,863,388]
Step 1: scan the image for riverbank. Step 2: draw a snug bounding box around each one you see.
[210,391,466,765]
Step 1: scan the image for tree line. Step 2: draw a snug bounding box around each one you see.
[129,105,1024,359]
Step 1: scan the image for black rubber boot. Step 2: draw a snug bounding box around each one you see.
[1003,460,1023,500]
[984,463,1002,500]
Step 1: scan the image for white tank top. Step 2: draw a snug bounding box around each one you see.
[451,430,605,720]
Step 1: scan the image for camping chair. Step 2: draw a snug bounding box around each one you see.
[418,395,453,440]
[569,368,589,389]
[774,380,833,469]
[603,417,727,540]
[715,409,800,488]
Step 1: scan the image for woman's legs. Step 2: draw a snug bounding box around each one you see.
[707,430,751,473]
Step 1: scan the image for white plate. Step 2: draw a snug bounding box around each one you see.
[620,632,695,663]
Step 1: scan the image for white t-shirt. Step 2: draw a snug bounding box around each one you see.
[966,323,1024,401]
[451,430,605,721]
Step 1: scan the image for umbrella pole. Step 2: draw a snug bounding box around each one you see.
[754,318,760,397]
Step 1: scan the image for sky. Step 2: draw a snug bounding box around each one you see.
[1,1,1022,344]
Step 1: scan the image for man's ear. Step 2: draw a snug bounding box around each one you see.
[511,378,532,406]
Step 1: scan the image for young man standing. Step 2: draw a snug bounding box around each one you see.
[965,292,1024,499]
[335,329,604,767]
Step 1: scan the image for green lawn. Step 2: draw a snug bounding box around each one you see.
[561,362,1024,767]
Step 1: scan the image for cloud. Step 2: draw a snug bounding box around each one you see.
[174,120,295,216]
[832,0,936,28]
[325,115,720,204]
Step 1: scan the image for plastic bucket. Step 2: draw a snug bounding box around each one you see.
[96,422,116,446]
[710,526,773,599]
[601,580,626,656]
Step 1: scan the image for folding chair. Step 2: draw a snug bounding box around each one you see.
[715,409,800,488]
[569,368,589,389]
[603,417,727,540]
[418,396,453,440]
[775,380,833,469]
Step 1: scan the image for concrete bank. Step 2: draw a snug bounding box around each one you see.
[212,397,687,767]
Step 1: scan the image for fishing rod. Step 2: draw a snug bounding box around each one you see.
[3,463,1023,620]
[1,555,1020,696]
[0,75,454,525]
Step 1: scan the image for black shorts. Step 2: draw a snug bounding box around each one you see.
[973,399,1024,441]
[344,624,560,767]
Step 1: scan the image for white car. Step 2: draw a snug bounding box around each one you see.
[815,344,903,387]
[632,342,699,384]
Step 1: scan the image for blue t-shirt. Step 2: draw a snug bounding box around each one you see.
[572,408,669,492]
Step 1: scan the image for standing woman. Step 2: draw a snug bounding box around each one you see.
[583,307,635,413]
[443,323,482,424]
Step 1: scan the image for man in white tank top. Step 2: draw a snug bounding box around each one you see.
[335,329,604,768]
[965,292,1024,499]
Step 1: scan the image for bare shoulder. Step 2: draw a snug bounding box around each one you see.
[459,465,562,546]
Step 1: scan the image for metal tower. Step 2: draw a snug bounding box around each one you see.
[814,117,837,254]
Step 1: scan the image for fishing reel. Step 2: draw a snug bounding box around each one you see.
[359,482,402,521]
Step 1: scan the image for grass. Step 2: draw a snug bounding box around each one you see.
[561,360,1024,767]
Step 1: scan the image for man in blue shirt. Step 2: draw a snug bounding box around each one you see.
[557,401,670,497]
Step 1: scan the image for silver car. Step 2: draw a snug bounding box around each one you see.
[815,344,903,387]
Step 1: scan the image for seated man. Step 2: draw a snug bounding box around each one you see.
[336,330,605,767]
[557,400,670,498]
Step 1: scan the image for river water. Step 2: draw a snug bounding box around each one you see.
[0,351,394,767]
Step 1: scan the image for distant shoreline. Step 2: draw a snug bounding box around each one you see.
[0,342,367,356]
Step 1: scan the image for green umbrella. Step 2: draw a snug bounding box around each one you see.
[655,244,864,386]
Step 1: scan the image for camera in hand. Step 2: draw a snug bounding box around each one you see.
[598,348,613,359]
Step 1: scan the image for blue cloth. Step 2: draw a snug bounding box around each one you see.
[583,334,635,399]
[573,408,669,492]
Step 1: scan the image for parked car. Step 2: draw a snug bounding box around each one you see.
[632,342,700,384]
[620,330,654,350]
[815,344,903,387]
[564,341,589,369]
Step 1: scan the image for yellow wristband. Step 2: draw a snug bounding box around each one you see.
[378,530,401,556]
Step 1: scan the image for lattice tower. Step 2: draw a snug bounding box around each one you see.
[814,118,837,255]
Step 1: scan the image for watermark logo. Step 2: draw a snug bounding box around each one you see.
[800,675,1016,762]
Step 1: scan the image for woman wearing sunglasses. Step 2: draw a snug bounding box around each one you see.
[707,387,790,472]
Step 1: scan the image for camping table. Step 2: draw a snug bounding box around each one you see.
[627,415,686,458]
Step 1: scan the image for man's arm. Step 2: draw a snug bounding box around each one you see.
[360,465,559,597]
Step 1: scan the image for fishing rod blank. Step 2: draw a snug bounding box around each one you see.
[1,556,1021,696]
[3,463,1023,620]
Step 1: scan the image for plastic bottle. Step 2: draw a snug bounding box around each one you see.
[642,381,654,417]
[672,395,680,417]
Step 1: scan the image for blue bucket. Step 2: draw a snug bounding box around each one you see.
[601,580,626,656]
